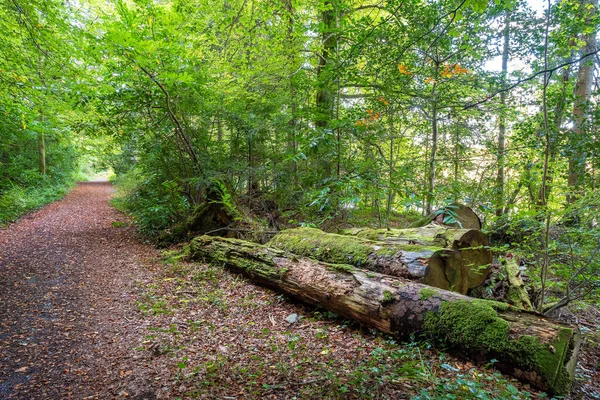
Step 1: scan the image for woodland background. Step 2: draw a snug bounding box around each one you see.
[0,0,599,339]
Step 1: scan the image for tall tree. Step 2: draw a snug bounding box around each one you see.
[495,8,511,216]
[567,0,598,204]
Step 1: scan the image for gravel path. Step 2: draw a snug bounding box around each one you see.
[0,182,158,399]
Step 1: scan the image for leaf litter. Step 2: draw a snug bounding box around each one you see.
[0,182,598,399]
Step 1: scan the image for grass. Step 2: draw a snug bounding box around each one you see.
[0,178,75,226]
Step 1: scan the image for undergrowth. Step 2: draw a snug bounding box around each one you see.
[0,174,76,226]
[110,167,190,238]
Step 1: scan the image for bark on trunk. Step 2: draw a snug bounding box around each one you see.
[495,10,510,216]
[567,0,598,204]
[37,132,46,175]
[188,235,580,395]
[268,226,491,295]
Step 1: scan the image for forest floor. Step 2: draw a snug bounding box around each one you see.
[0,182,598,399]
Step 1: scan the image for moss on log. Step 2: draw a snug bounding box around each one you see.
[341,224,493,292]
[188,235,580,395]
[340,223,485,248]
[503,256,533,310]
[268,227,491,294]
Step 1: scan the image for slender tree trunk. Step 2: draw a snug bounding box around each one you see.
[248,131,257,195]
[217,111,223,143]
[453,118,460,202]
[386,110,395,228]
[246,0,259,196]
[539,0,552,311]
[495,10,511,216]
[426,74,439,215]
[567,0,598,204]
[37,131,46,175]
[37,55,47,175]
[284,0,298,180]
[315,1,335,129]
[315,0,336,178]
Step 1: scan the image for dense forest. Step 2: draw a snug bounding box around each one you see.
[2,0,598,311]
[0,0,599,397]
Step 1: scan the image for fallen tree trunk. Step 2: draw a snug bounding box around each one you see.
[268,227,491,295]
[339,223,487,248]
[188,235,580,396]
[409,203,482,229]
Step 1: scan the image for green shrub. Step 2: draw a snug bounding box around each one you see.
[111,167,190,237]
[0,175,75,225]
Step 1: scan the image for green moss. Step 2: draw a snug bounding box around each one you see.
[424,301,510,353]
[326,263,355,273]
[471,299,510,311]
[419,287,438,300]
[190,236,288,280]
[423,300,575,395]
[268,227,443,269]
[268,227,377,266]
[355,230,380,241]
[382,290,394,303]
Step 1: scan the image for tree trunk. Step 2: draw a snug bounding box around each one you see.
[268,226,491,295]
[495,10,510,216]
[37,55,47,175]
[314,0,337,179]
[188,235,580,396]
[315,0,336,130]
[426,77,439,215]
[37,131,46,175]
[284,0,298,179]
[567,0,598,204]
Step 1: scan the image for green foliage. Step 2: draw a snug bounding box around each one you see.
[111,168,190,237]
[414,370,531,400]
[0,175,75,225]
[1,0,599,328]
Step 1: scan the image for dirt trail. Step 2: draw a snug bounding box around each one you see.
[0,182,158,399]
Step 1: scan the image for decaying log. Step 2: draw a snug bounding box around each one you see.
[339,223,486,248]
[409,203,482,229]
[268,227,491,295]
[472,254,533,310]
[188,235,580,395]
